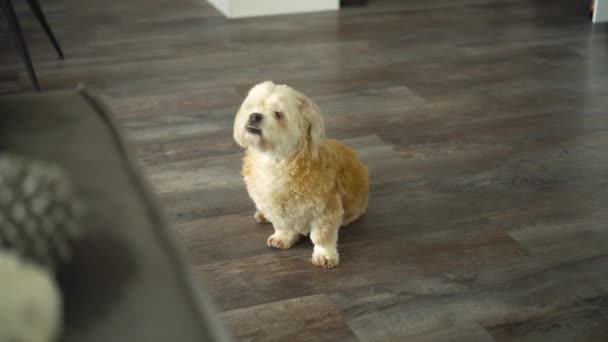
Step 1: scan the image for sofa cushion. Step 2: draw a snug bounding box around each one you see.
[0,87,230,342]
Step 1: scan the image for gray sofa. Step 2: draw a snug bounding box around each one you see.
[0,87,231,342]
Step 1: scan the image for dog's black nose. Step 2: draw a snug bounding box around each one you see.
[249,113,263,124]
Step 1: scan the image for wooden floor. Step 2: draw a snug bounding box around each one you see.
[2,0,608,340]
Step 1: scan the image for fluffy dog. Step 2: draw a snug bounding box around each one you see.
[233,81,369,268]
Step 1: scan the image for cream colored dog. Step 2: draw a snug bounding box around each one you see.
[233,81,369,268]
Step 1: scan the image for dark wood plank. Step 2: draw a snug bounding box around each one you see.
[221,294,359,342]
[331,256,608,341]
[486,305,608,342]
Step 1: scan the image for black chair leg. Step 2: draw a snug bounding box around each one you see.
[1,0,40,91]
[26,0,64,59]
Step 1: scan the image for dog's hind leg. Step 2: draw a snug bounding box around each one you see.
[254,210,270,223]
[267,227,300,249]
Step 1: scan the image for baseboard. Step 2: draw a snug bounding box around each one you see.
[207,0,339,19]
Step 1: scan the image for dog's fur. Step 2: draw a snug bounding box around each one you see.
[234,81,369,268]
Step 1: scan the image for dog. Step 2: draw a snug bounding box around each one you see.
[233,81,369,268]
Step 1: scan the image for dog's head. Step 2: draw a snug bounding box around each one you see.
[233,81,325,159]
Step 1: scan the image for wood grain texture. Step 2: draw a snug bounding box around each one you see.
[2,0,608,341]
[221,294,359,342]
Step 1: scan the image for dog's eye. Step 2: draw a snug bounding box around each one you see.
[274,111,283,119]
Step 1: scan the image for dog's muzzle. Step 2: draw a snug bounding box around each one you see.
[246,112,263,134]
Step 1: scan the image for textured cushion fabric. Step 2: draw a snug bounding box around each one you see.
[0,87,230,342]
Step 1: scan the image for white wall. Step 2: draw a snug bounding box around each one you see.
[593,0,608,23]
[207,0,339,19]
[207,0,230,16]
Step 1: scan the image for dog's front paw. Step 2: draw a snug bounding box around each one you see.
[254,211,270,223]
[312,247,339,269]
[267,233,298,249]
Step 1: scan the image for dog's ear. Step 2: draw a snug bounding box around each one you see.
[233,106,245,147]
[297,95,325,157]
[233,100,249,147]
